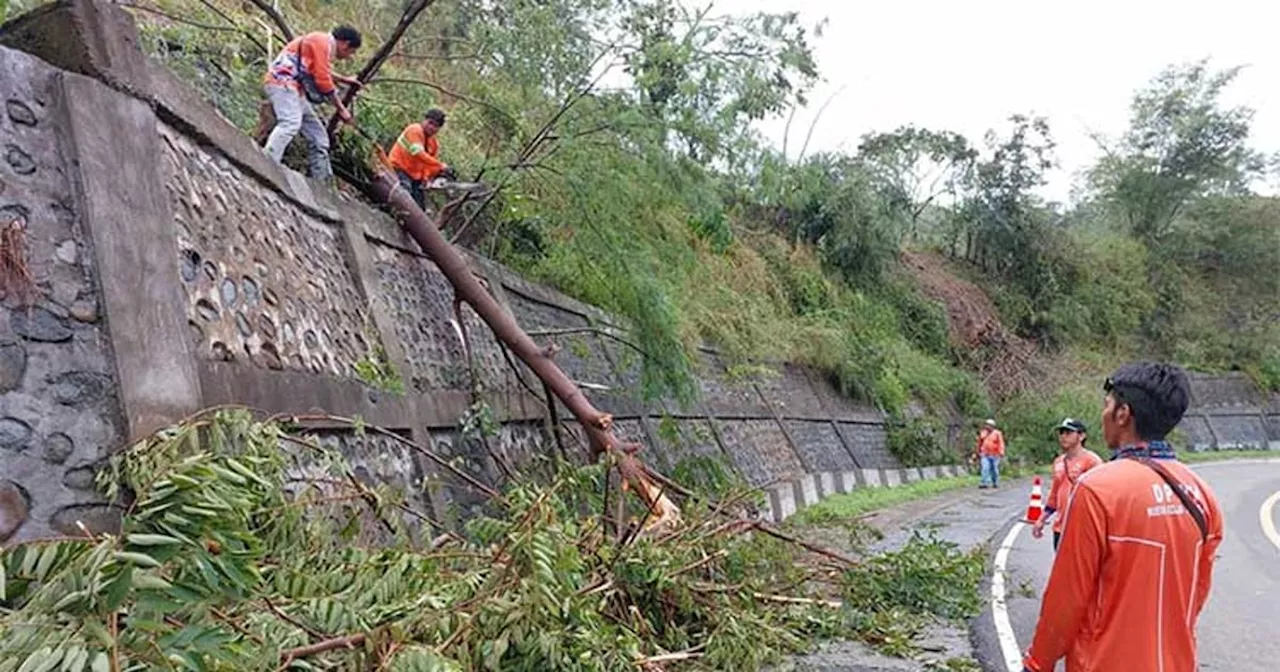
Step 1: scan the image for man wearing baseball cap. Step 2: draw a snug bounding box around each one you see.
[1031,418,1102,551]
[1021,362,1224,672]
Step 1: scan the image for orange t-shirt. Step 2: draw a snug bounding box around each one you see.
[1023,458,1223,672]
[978,428,1005,457]
[1046,449,1104,533]
[387,123,446,182]
[264,32,337,97]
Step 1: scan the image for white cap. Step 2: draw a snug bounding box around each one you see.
[985,418,996,426]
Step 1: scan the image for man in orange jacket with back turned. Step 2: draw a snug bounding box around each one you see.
[388,108,455,210]
[1022,362,1224,672]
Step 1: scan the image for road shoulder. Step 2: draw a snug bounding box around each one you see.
[778,476,1033,671]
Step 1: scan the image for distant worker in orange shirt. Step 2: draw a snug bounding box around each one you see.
[975,418,1005,488]
[1022,362,1224,672]
[1032,417,1103,551]
[388,108,456,210]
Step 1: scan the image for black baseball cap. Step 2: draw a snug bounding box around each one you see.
[1056,418,1087,433]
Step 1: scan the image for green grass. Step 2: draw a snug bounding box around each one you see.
[791,475,980,526]
[1179,449,1279,464]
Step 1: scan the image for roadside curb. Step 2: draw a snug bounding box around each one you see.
[760,464,970,524]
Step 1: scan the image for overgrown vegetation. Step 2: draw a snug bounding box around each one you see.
[885,416,957,468]
[0,410,986,671]
[354,342,405,395]
[15,0,1274,461]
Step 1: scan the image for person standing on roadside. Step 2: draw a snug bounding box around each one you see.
[1021,362,1224,672]
[1031,418,1103,551]
[976,418,1006,489]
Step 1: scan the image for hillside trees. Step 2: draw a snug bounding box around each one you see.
[856,126,977,242]
[1086,60,1280,362]
[1088,60,1265,244]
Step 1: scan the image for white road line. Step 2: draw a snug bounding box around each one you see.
[992,521,1026,672]
[1261,490,1280,552]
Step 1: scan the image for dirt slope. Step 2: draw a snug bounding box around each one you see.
[900,250,1047,401]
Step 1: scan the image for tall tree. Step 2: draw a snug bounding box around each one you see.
[617,0,818,164]
[1089,60,1265,242]
[962,114,1056,272]
[856,126,977,241]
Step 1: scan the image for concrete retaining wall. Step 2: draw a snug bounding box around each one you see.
[0,0,917,545]
[1180,373,1280,451]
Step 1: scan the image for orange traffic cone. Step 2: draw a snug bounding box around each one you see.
[1024,476,1044,523]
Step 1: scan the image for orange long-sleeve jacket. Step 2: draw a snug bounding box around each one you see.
[1046,449,1104,533]
[977,428,1005,457]
[1023,458,1223,672]
[264,32,337,97]
[387,123,446,182]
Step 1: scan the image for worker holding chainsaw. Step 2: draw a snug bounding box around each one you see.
[262,25,364,180]
[388,108,457,210]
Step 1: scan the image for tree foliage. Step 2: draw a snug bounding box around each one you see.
[0,410,985,671]
[856,126,977,240]
[1089,60,1266,243]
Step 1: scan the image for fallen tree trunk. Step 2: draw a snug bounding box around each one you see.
[366,171,681,530]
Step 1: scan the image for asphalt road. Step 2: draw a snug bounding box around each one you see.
[971,459,1280,672]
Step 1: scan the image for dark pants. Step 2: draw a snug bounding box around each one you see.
[396,170,426,210]
[1053,531,1061,552]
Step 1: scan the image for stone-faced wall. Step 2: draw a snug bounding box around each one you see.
[0,44,125,543]
[0,0,928,544]
[162,125,376,377]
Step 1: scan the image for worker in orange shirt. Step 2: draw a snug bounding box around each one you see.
[388,108,455,210]
[262,26,363,180]
[975,418,1005,488]
[1022,362,1224,672]
[1031,417,1102,551]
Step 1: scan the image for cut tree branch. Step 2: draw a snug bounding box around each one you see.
[327,0,437,138]
[120,3,251,41]
[264,598,324,641]
[244,0,293,41]
[392,49,484,62]
[526,327,649,358]
[278,633,365,667]
[365,170,681,531]
[367,76,517,125]
[193,0,268,53]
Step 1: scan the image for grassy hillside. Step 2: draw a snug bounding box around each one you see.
[12,0,1277,466]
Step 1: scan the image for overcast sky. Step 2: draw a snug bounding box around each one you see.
[723,0,1280,204]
